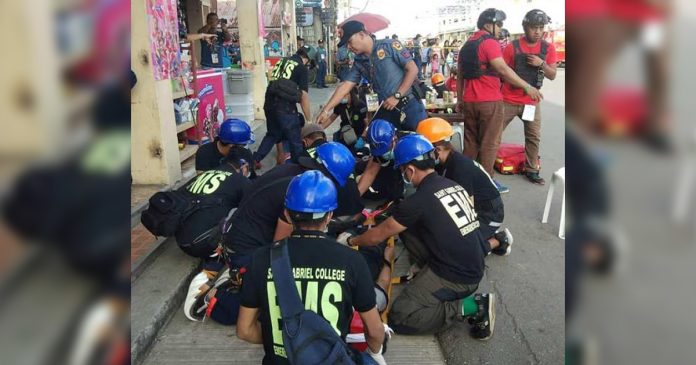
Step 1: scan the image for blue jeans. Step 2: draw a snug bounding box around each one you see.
[254,108,304,163]
[317,61,327,87]
[402,97,427,131]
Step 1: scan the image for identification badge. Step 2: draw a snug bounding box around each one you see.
[211,54,219,64]
[366,93,379,112]
[321,53,326,60]
[522,104,536,122]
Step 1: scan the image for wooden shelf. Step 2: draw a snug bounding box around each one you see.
[176,121,196,133]
[179,144,198,163]
[172,89,193,99]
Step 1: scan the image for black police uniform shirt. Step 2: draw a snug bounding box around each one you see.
[391,173,485,284]
[264,54,309,111]
[227,163,363,255]
[195,140,257,178]
[240,231,376,365]
[175,164,251,246]
[435,150,499,209]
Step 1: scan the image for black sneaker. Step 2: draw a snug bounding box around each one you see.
[525,171,546,185]
[469,293,495,340]
[491,228,513,256]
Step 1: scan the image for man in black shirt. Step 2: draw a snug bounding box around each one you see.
[190,143,362,326]
[254,49,312,166]
[417,117,513,256]
[237,171,387,365]
[339,135,495,339]
[179,150,252,322]
[196,119,257,179]
[300,123,327,160]
[356,119,405,201]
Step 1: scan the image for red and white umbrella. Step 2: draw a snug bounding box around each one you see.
[339,13,390,34]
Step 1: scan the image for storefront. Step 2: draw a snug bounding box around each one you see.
[132,0,287,185]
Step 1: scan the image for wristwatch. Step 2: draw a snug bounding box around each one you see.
[393,91,402,100]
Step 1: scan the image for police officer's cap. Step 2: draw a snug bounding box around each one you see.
[338,20,366,47]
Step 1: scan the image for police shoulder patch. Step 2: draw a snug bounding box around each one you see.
[377,49,386,60]
[401,50,411,59]
[392,41,403,51]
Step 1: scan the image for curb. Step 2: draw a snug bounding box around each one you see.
[130,241,200,365]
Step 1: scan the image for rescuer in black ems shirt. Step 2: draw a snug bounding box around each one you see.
[254,49,312,165]
[223,142,361,265]
[195,119,257,179]
[236,171,387,365]
[179,150,252,322]
[337,134,496,339]
[417,117,513,256]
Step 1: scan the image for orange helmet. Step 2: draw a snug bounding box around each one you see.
[431,73,445,85]
[416,117,453,144]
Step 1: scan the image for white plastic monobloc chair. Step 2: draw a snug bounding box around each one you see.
[542,167,565,239]
[450,122,465,153]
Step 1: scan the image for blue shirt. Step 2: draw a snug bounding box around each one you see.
[337,46,351,64]
[315,46,327,64]
[345,39,415,100]
[200,32,224,68]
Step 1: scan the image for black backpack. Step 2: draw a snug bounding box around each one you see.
[270,240,357,365]
[141,190,226,237]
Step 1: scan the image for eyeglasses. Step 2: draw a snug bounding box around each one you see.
[495,21,504,27]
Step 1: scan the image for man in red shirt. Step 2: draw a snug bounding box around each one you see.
[501,9,557,185]
[457,8,543,194]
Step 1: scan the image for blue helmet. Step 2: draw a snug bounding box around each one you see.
[285,171,338,213]
[315,142,355,187]
[219,119,255,145]
[366,119,397,157]
[394,134,435,168]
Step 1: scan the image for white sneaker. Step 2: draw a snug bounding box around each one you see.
[183,271,213,322]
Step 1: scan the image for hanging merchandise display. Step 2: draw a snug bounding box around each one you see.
[146,0,181,80]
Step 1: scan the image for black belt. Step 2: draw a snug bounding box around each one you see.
[397,94,415,107]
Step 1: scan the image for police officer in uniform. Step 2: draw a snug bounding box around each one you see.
[237,171,387,365]
[315,39,328,88]
[457,8,543,194]
[253,48,312,166]
[337,135,495,339]
[316,20,427,132]
[501,9,557,185]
